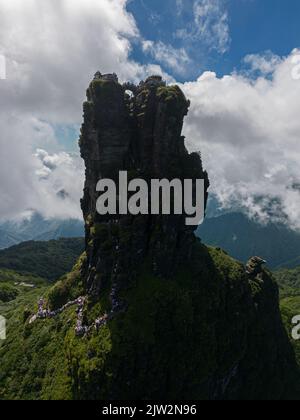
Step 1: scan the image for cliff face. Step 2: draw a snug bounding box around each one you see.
[73,74,299,400]
[79,75,209,298]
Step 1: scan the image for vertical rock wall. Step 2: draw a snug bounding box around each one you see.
[79,74,209,298]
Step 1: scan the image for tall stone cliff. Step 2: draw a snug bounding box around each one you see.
[79,74,209,298]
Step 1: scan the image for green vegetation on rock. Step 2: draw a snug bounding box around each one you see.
[0,283,19,303]
[275,266,300,298]
[157,85,189,115]
[0,238,84,282]
[47,253,86,310]
[0,242,299,400]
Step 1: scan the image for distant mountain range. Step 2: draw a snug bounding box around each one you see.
[0,213,84,250]
[197,212,300,270]
[2,210,300,272]
[0,237,84,282]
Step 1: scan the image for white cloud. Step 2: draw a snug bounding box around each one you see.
[0,0,170,221]
[1,0,300,235]
[0,110,84,220]
[0,114,84,220]
[176,0,230,54]
[244,51,283,76]
[142,40,191,75]
[181,49,300,230]
[0,0,142,124]
[34,149,84,219]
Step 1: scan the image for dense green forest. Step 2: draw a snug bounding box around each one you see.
[0,238,84,282]
[0,241,83,399]
[0,238,300,399]
[275,266,300,298]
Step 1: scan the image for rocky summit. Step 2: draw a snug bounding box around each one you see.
[0,73,299,400]
[79,73,209,299]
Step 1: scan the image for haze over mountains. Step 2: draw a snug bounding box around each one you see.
[2,208,300,273]
[198,212,300,270]
[0,212,84,250]
[0,238,84,282]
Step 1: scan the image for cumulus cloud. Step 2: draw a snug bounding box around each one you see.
[243,51,283,77]
[0,114,50,220]
[0,0,169,221]
[176,0,230,54]
[0,113,83,219]
[142,40,191,75]
[33,149,84,219]
[1,0,300,234]
[181,49,300,229]
[0,0,148,124]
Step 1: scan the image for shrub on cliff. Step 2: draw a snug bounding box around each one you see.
[0,283,19,302]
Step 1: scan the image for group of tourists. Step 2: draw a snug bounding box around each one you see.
[30,282,123,338]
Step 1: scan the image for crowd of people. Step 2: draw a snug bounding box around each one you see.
[75,297,87,336]
[29,282,123,338]
[29,297,83,325]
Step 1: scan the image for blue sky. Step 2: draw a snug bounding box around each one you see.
[1,0,300,224]
[58,0,300,151]
[128,0,300,80]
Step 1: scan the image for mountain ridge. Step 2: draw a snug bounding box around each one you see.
[0,213,84,250]
[0,74,299,400]
[197,212,300,269]
[0,238,84,282]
